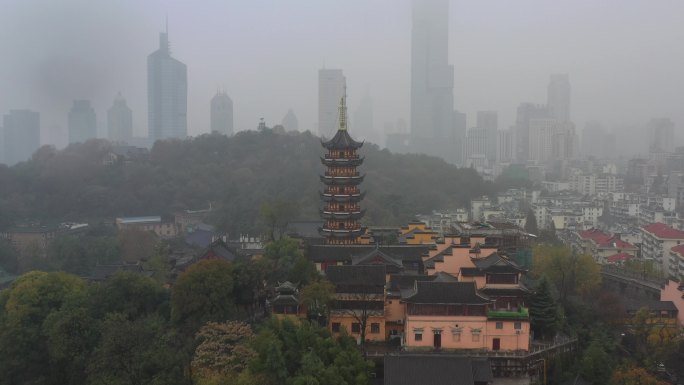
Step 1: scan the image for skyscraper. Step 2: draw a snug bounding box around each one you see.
[68,100,96,144]
[514,103,550,162]
[107,92,133,144]
[281,109,299,132]
[648,118,675,154]
[318,68,346,139]
[547,74,571,122]
[148,31,187,143]
[477,111,498,164]
[581,121,604,158]
[210,91,233,136]
[3,109,40,165]
[353,92,376,144]
[410,0,453,157]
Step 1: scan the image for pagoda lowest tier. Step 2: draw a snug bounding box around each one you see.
[319,95,366,245]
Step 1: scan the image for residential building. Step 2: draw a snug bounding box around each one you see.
[641,222,684,278]
[573,229,637,264]
[210,91,233,136]
[497,129,515,164]
[107,92,133,143]
[570,174,624,196]
[68,100,96,144]
[115,216,178,238]
[581,121,604,158]
[2,109,40,165]
[667,246,684,281]
[148,30,187,143]
[477,111,498,164]
[528,118,556,163]
[318,68,346,139]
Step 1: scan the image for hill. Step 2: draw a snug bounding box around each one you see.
[0,129,496,234]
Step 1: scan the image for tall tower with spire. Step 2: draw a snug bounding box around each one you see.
[319,95,366,245]
[147,25,187,143]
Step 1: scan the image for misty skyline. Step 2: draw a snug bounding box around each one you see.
[1,0,683,152]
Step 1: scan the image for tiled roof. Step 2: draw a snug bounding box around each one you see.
[384,355,492,385]
[642,222,684,239]
[577,228,611,243]
[606,252,633,263]
[352,248,403,269]
[307,245,429,262]
[671,243,684,255]
[597,237,635,249]
[472,252,525,272]
[403,281,492,305]
[326,265,386,287]
[321,129,363,150]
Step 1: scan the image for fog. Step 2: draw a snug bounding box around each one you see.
[1,0,683,151]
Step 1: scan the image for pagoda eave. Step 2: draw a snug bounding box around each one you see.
[320,157,364,167]
[319,192,365,202]
[320,209,366,220]
[318,227,366,238]
[320,175,365,185]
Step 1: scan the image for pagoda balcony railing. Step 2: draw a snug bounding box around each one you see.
[323,224,362,231]
[320,175,365,185]
[324,171,361,177]
[324,154,360,160]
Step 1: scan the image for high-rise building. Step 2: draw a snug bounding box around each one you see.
[547,74,571,122]
[648,118,675,154]
[107,92,133,144]
[318,68,346,139]
[497,129,515,164]
[581,121,604,158]
[464,127,487,169]
[410,0,454,157]
[68,100,96,144]
[354,92,377,144]
[281,109,299,132]
[210,91,233,136]
[514,103,550,162]
[148,31,187,143]
[477,111,498,164]
[528,118,557,164]
[3,110,40,165]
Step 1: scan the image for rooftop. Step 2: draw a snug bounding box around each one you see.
[116,216,162,224]
[403,281,492,305]
[642,222,684,239]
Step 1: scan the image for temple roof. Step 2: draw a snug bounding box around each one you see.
[384,355,492,385]
[403,281,492,305]
[472,252,526,272]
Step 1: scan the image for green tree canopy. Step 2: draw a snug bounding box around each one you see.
[529,276,559,340]
[171,259,236,334]
[532,245,601,302]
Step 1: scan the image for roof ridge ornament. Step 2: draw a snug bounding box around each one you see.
[338,86,347,131]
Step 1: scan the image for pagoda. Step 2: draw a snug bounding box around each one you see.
[319,95,366,244]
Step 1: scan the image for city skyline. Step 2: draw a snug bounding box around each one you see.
[0,0,682,155]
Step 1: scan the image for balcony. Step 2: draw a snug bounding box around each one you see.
[487,307,529,320]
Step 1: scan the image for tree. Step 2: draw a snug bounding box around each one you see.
[300,279,336,325]
[259,200,299,241]
[0,239,18,274]
[191,321,256,385]
[524,209,538,235]
[231,260,267,320]
[532,245,601,302]
[262,238,316,285]
[86,313,188,385]
[244,318,370,385]
[171,259,236,334]
[0,271,85,385]
[529,276,559,340]
[89,271,168,320]
[610,367,670,385]
[580,340,614,385]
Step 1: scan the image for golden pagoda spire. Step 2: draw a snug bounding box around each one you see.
[338,89,347,131]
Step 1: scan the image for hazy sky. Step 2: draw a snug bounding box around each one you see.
[1,0,683,150]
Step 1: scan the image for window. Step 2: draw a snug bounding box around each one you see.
[351,323,361,333]
[452,333,461,342]
[514,322,522,330]
[415,333,423,341]
[371,323,380,334]
[332,323,341,332]
[472,333,480,342]
[496,322,503,329]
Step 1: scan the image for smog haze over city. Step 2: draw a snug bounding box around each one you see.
[1,0,683,153]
